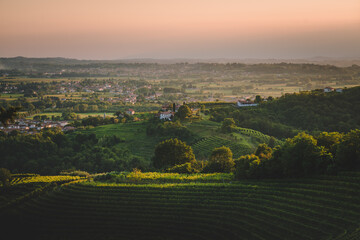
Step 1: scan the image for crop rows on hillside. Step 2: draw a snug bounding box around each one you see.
[237,127,283,146]
[191,136,253,159]
[6,172,360,240]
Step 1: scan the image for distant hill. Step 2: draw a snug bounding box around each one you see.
[0,57,360,77]
[1,56,360,67]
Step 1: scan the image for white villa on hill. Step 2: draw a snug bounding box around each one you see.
[159,111,174,120]
[237,99,258,107]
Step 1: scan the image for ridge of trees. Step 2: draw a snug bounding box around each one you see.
[210,86,360,138]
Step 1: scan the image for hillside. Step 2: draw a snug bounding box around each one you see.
[80,120,275,161]
[2,172,360,240]
[210,86,360,138]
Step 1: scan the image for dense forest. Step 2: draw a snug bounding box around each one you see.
[0,128,147,174]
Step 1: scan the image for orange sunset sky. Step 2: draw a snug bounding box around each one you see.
[0,0,359,59]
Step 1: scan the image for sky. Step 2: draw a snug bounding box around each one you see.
[0,0,359,59]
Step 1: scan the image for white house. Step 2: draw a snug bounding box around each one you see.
[159,111,174,121]
[335,88,343,93]
[324,87,334,93]
[126,109,135,115]
[237,99,258,107]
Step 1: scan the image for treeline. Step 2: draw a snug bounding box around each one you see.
[153,130,360,179]
[235,130,360,179]
[2,57,360,76]
[210,86,360,138]
[0,128,148,174]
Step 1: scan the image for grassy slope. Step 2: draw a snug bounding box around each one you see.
[81,122,163,160]
[79,119,268,161]
[2,172,360,240]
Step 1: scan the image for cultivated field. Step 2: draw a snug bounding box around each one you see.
[2,171,359,239]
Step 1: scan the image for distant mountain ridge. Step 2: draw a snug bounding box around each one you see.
[1,56,360,68]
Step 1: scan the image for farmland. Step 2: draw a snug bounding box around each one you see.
[78,119,271,161]
[2,171,359,239]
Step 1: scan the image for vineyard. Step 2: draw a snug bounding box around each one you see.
[0,174,86,210]
[2,171,359,240]
[191,136,254,159]
[95,171,234,183]
[236,127,283,146]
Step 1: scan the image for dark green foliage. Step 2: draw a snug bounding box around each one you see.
[276,133,332,177]
[146,120,197,143]
[254,95,262,103]
[235,154,262,179]
[205,146,235,173]
[175,105,192,121]
[0,106,20,126]
[72,116,119,127]
[221,118,236,133]
[153,138,196,169]
[315,132,343,154]
[235,132,340,179]
[0,168,11,186]
[336,129,360,170]
[210,86,360,138]
[268,136,276,148]
[0,129,141,174]
[254,143,272,160]
[61,111,77,120]
[235,144,272,179]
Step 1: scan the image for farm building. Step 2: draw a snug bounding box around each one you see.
[237,99,258,107]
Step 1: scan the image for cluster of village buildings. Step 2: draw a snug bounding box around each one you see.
[0,119,74,134]
[1,81,160,105]
[1,86,345,134]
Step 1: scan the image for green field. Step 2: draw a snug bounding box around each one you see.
[79,120,273,161]
[2,171,360,239]
[80,122,163,160]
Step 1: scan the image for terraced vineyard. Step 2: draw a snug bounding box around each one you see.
[191,136,254,158]
[3,172,359,240]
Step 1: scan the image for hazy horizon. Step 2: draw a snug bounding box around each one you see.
[1,0,360,60]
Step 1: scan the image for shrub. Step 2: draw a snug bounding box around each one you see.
[205,146,235,173]
[167,163,193,174]
[153,138,196,169]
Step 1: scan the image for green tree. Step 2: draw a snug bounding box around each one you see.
[176,105,192,121]
[0,168,11,187]
[221,118,236,133]
[336,129,360,170]
[268,136,276,148]
[278,132,332,177]
[254,95,262,103]
[235,154,261,179]
[206,146,235,173]
[153,138,196,169]
[61,111,77,120]
[316,132,342,154]
[0,106,20,126]
[255,143,272,160]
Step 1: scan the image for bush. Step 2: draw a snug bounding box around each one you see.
[167,163,193,174]
[221,118,236,133]
[336,129,360,170]
[153,138,196,169]
[205,146,235,173]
